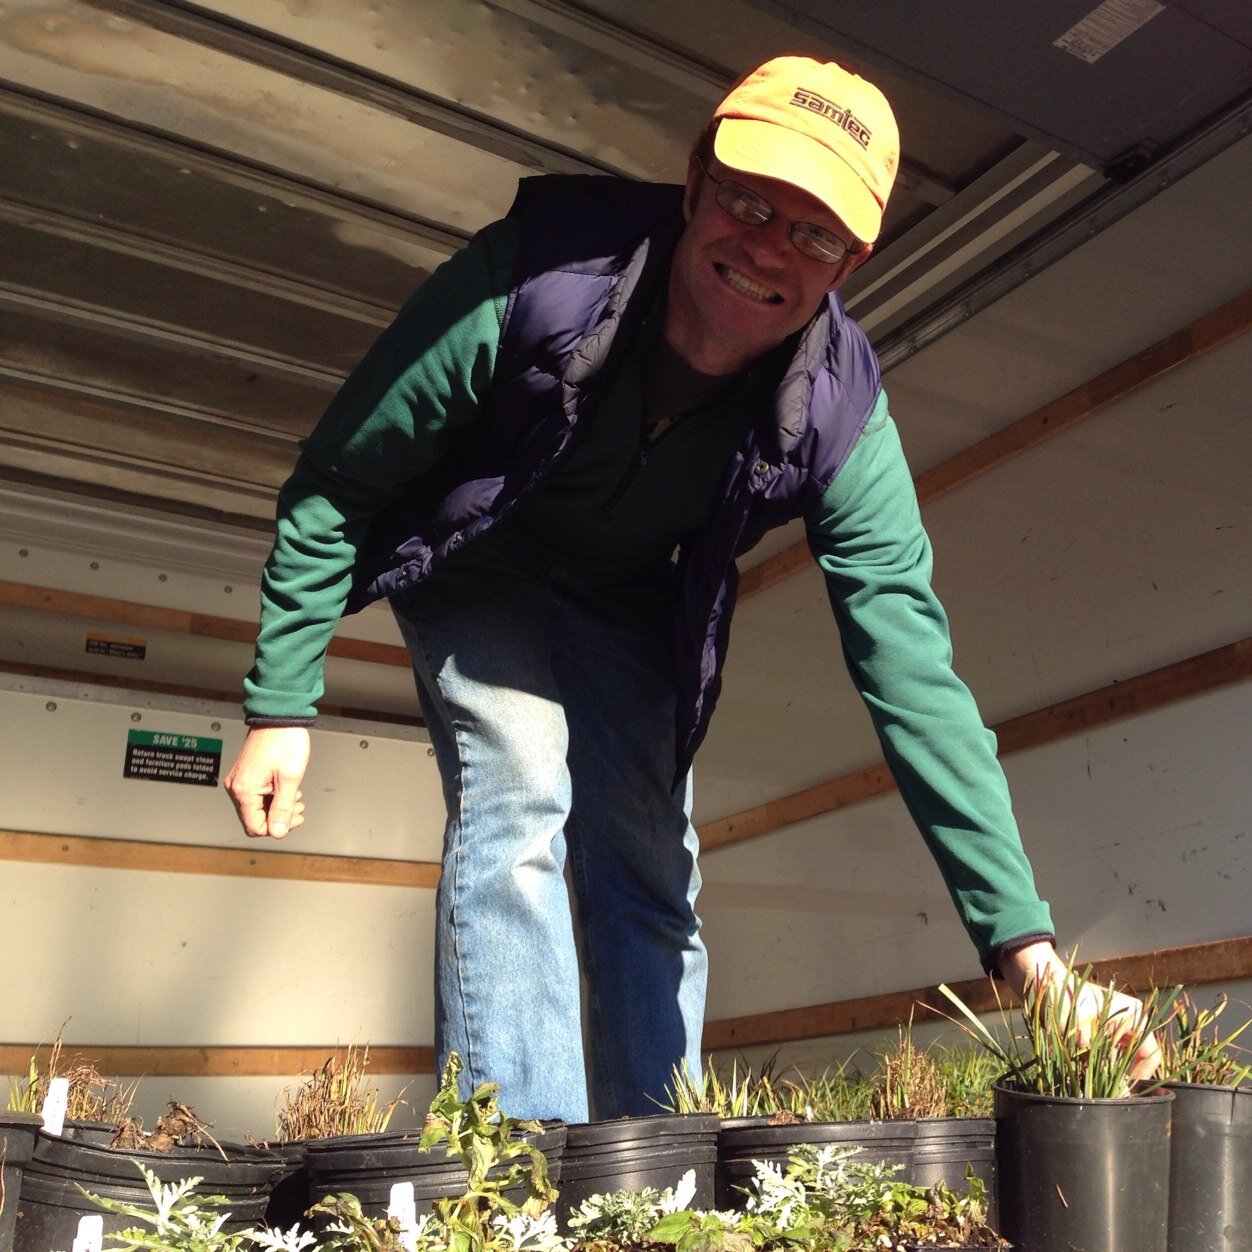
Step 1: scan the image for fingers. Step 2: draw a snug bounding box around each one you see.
[223,727,312,840]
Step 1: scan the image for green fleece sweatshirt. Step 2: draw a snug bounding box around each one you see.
[244,215,1054,969]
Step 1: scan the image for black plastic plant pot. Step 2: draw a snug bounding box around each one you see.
[13,1131,285,1252]
[909,1116,997,1224]
[554,1113,719,1229]
[1165,1081,1251,1252]
[715,1115,916,1211]
[261,1141,310,1233]
[58,1120,118,1146]
[993,1081,1173,1252]
[0,1112,42,1252]
[306,1121,566,1221]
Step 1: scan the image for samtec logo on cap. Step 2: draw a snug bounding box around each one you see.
[789,88,873,150]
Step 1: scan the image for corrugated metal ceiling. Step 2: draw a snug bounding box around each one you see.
[0,0,1247,532]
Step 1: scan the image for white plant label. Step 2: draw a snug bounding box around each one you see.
[388,1180,418,1252]
[72,1214,104,1252]
[41,1075,69,1136]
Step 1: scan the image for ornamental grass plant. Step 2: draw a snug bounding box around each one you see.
[1157,991,1252,1087]
[939,956,1182,1099]
[275,1045,407,1142]
[7,1033,138,1125]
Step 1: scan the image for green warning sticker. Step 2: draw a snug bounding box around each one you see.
[124,729,223,787]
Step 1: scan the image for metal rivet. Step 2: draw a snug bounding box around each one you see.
[223,585,233,594]
[90,561,100,571]
[359,739,369,749]
[427,747,435,757]
[158,573,168,582]
[210,721,221,732]
[18,548,28,557]
[45,701,57,712]
[130,712,142,722]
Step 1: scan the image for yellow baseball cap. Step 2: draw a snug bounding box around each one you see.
[713,56,900,244]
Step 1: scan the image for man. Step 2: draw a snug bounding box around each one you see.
[225,56,1155,1122]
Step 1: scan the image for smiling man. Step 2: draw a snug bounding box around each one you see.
[225,56,1155,1122]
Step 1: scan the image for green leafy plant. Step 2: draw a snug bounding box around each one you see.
[275,1045,407,1142]
[939,957,1182,1099]
[569,1145,1006,1250]
[315,1052,560,1252]
[1158,992,1252,1087]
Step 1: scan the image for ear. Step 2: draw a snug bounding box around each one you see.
[682,155,704,223]
[829,243,873,291]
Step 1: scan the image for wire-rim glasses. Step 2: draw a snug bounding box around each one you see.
[697,158,856,266]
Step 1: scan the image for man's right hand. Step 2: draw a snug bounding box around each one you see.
[223,726,311,839]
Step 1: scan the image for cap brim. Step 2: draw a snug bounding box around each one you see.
[714,118,881,244]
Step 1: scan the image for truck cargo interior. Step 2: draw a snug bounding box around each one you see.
[1,0,1248,1141]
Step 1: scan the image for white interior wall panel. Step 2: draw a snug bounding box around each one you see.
[0,683,446,1136]
[696,246,1252,822]
[0,689,443,857]
[881,133,1252,475]
[700,681,1252,1023]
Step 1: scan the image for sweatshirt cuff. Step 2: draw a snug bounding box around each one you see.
[986,932,1057,977]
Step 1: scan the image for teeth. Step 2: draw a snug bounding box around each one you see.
[717,265,781,303]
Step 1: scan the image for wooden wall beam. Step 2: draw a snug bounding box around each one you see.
[0,659,421,727]
[0,829,440,889]
[739,287,1252,600]
[0,1044,435,1078]
[3,937,1245,1075]
[703,935,1252,1050]
[0,581,410,669]
[699,636,1252,852]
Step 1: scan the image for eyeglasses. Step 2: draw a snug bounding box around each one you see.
[697,158,857,266]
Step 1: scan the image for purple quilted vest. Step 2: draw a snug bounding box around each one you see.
[351,175,881,776]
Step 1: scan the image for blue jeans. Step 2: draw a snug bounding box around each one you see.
[392,560,706,1123]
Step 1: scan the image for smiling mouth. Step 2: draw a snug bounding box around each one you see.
[715,263,783,304]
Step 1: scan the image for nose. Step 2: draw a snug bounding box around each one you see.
[739,214,793,269]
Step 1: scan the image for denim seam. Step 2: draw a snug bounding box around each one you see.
[566,831,617,1116]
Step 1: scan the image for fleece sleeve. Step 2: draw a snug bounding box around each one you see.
[805,390,1055,970]
[242,218,518,722]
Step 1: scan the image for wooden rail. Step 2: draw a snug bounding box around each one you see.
[2,937,1245,1076]
[0,659,420,727]
[699,636,1252,852]
[0,829,440,889]
[0,1044,434,1078]
[740,286,1252,599]
[702,934,1252,1050]
[0,581,410,669]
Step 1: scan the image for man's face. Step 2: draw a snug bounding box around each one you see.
[665,156,870,375]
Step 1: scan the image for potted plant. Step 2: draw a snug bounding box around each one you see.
[264,1044,408,1231]
[306,1053,564,1230]
[868,1028,997,1206]
[69,1161,314,1251]
[940,961,1180,1252]
[566,1144,1008,1250]
[311,1052,563,1251]
[1157,992,1251,1252]
[667,1054,921,1213]
[17,1098,285,1252]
